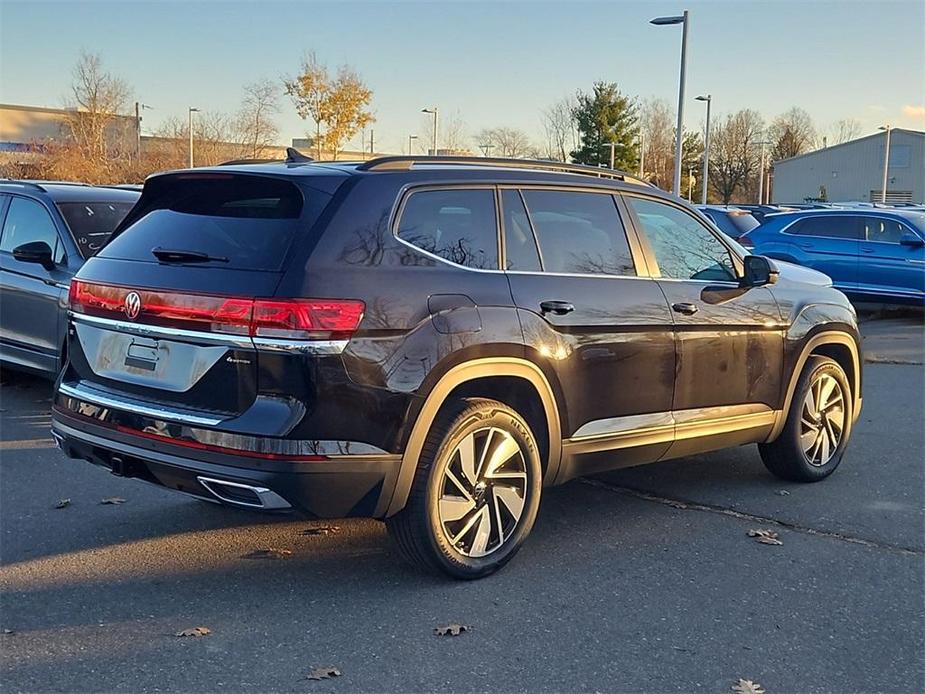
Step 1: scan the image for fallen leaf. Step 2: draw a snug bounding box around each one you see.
[242,548,292,560]
[2,629,14,635]
[301,525,340,536]
[175,626,211,637]
[54,499,71,509]
[732,678,765,694]
[747,529,783,545]
[776,489,791,496]
[434,623,470,636]
[100,497,126,505]
[305,666,341,681]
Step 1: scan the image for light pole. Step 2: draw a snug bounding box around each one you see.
[422,107,438,156]
[609,142,616,169]
[134,102,152,161]
[188,107,200,168]
[638,130,645,178]
[651,10,689,197]
[879,125,892,203]
[687,166,694,201]
[695,94,711,204]
[408,134,418,155]
[755,140,770,204]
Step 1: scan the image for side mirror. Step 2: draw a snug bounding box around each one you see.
[742,255,780,287]
[12,241,56,270]
[899,232,925,248]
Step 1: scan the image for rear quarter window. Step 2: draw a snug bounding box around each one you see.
[100,175,327,271]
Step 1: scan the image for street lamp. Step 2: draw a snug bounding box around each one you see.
[188,107,200,168]
[755,140,770,204]
[879,125,892,203]
[695,94,711,204]
[134,102,152,161]
[422,107,438,156]
[650,10,689,197]
[408,134,418,155]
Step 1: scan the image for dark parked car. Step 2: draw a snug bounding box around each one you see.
[740,208,925,303]
[51,157,862,578]
[696,205,760,239]
[0,181,139,375]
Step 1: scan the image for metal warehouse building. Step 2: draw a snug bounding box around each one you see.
[772,128,924,204]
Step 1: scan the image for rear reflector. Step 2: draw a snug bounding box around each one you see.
[69,280,364,340]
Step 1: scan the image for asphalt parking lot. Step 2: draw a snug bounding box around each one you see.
[1,320,923,693]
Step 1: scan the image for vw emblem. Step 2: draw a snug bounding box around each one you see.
[123,292,142,320]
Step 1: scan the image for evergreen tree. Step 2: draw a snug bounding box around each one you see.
[570,82,639,170]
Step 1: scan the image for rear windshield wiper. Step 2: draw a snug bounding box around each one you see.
[152,247,229,264]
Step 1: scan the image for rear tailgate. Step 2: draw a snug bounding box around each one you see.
[60,171,340,419]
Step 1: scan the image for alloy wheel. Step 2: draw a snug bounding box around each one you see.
[800,373,845,466]
[437,426,528,558]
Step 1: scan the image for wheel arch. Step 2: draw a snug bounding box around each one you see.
[381,358,562,518]
[767,330,862,442]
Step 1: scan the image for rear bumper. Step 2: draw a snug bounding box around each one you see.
[51,412,402,519]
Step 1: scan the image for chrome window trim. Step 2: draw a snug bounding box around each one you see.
[58,381,225,426]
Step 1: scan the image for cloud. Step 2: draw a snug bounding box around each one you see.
[902,105,925,120]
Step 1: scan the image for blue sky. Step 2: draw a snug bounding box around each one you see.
[1,0,923,154]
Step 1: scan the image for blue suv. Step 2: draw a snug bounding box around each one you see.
[740,209,925,303]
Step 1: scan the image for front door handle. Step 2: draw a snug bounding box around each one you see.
[672,302,699,316]
[540,300,575,315]
[797,242,814,249]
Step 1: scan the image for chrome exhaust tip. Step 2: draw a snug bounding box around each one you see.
[196,476,291,510]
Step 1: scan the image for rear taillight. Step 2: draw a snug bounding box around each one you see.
[738,233,755,249]
[69,280,364,340]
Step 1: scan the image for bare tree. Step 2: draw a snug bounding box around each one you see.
[709,109,766,204]
[823,118,862,146]
[153,112,235,167]
[639,97,675,188]
[541,97,577,161]
[475,127,533,158]
[60,50,131,179]
[419,109,468,153]
[235,80,281,159]
[769,107,817,161]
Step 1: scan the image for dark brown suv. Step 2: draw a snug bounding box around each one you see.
[51,156,862,579]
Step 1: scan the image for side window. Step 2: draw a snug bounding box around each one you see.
[626,196,736,282]
[521,189,635,276]
[0,197,64,263]
[500,189,541,271]
[862,217,906,244]
[397,188,498,269]
[791,216,861,239]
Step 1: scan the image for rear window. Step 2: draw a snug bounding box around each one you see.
[100,175,322,271]
[57,201,136,258]
[396,188,498,269]
[790,216,862,239]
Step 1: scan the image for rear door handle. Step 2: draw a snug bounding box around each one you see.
[672,302,699,316]
[540,300,575,315]
[861,247,875,254]
[797,242,814,249]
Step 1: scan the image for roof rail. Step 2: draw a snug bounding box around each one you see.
[0,179,47,192]
[217,158,281,166]
[355,155,651,186]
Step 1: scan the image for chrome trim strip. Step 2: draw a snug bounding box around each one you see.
[196,476,291,510]
[70,313,254,348]
[567,404,777,449]
[571,411,673,440]
[251,337,349,354]
[58,382,225,427]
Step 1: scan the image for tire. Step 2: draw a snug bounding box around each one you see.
[386,397,542,580]
[759,356,853,482]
